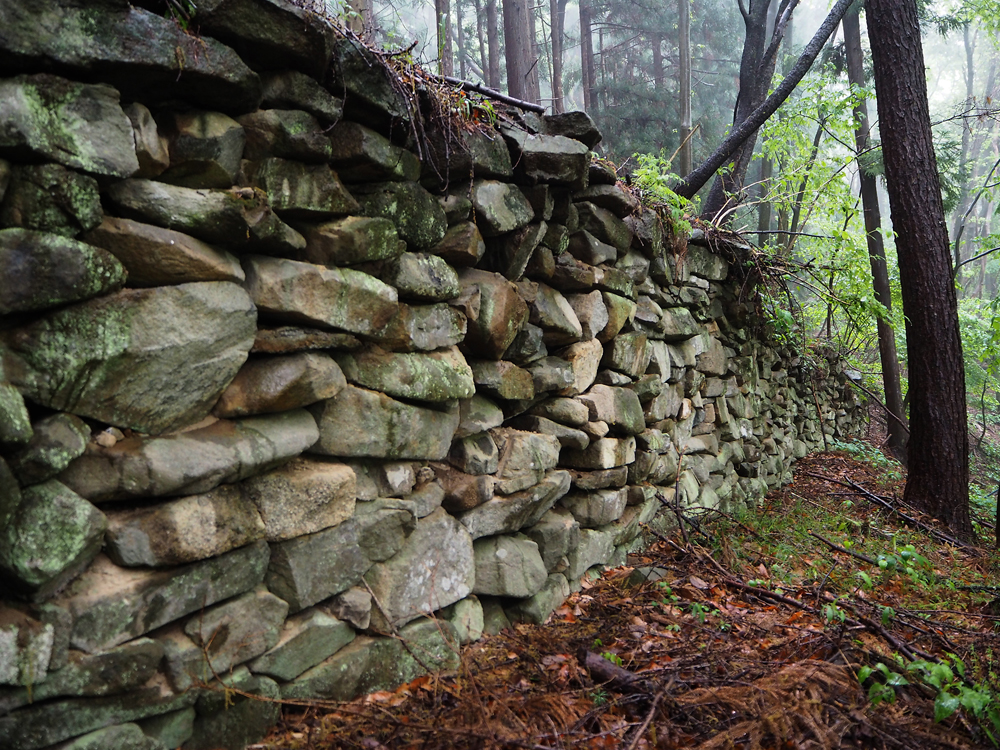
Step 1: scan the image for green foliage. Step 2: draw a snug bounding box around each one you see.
[858,661,909,706]
[907,656,1000,742]
[830,439,904,483]
[631,153,697,235]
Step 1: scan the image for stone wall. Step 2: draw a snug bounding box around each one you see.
[0,1,864,748]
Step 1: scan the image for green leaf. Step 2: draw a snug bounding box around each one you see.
[935,691,961,723]
[858,666,874,683]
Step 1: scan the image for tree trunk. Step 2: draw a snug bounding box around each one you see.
[674,0,852,201]
[456,0,467,79]
[843,5,908,458]
[526,0,541,103]
[867,0,974,541]
[503,0,536,102]
[678,0,692,176]
[345,0,375,41]
[580,0,596,112]
[486,0,501,89]
[550,0,567,112]
[436,0,454,76]
[701,0,778,220]
[473,0,488,81]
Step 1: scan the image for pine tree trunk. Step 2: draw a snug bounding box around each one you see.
[503,0,535,101]
[867,0,974,541]
[843,6,908,458]
[678,0,692,176]
[486,0,501,89]
[580,0,595,112]
[550,0,566,112]
[436,0,454,76]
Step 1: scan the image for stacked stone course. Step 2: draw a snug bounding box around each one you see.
[0,1,864,747]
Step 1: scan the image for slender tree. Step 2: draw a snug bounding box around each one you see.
[550,0,568,112]
[842,4,908,458]
[580,0,596,112]
[486,0,502,88]
[502,0,538,102]
[867,0,974,541]
[701,0,789,220]
[436,0,454,75]
[678,0,693,176]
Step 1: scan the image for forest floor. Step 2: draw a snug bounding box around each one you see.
[256,443,1000,750]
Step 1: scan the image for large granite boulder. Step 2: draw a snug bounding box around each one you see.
[106,180,304,254]
[1,282,256,434]
[189,0,336,79]
[242,255,398,337]
[82,217,245,287]
[309,385,459,460]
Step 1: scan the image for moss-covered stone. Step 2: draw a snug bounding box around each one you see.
[0,382,32,449]
[0,228,126,316]
[6,412,89,486]
[0,2,262,113]
[53,723,165,750]
[193,0,336,78]
[0,74,138,178]
[106,180,304,254]
[329,121,421,181]
[238,108,332,162]
[309,384,460,460]
[352,181,448,249]
[0,164,102,237]
[471,180,534,237]
[1,282,256,434]
[247,157,359,220]
[335,345,474,403]
[261,70,343,123]
[299,216,403,265]
[0,480,107,602]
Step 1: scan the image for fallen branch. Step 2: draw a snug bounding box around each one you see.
[809,531,879,566]
[584,651,650,694]
[802,471,971,548]
[439,75,546,113]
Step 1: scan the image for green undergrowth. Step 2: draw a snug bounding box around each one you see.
[704,446,1000,745]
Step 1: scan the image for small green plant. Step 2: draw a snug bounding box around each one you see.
[858,662,909,706]
[601,651,624,667]
[688,602,708,624]
[822,599,847,625]
[907,656,1000,742]
[590,688,609,706]
[830,439,904,483]
[631,153,697,235]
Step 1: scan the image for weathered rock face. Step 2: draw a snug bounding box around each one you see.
[1,282,256,434]
[57,410,319,502]
[0,10,867,747]
[243,255,398,336]
[365,507,475,630]
[83,217,245,287]
[0,229,126,315]
[0,74,139,178]
[0,2,262,112]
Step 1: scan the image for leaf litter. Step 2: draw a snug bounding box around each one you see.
[257,446,1000,749]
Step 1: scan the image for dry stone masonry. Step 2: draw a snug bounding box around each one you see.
[0,1,864,747]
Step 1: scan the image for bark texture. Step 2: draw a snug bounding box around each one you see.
[866,0,974,540]
[843,6,908,458]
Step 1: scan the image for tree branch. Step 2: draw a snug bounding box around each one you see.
[672,0,855,199]
[439,75,546,112]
